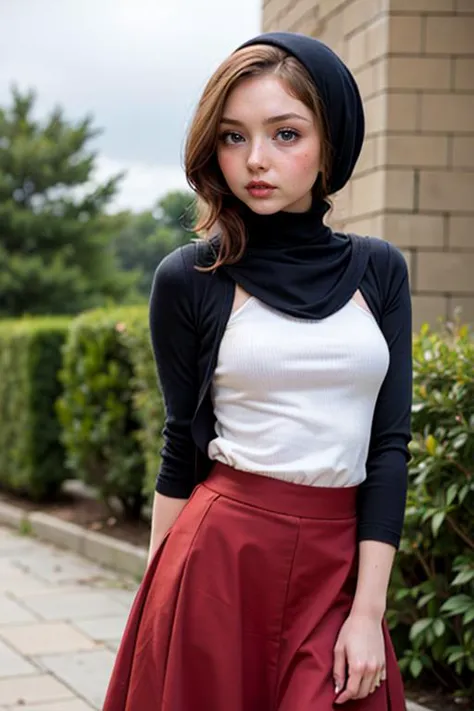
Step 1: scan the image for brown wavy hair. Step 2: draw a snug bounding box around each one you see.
[184,44,332,272]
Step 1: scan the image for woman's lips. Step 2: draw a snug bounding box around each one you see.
[246,185,276,198]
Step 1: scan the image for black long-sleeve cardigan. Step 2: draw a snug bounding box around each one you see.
[149,235,413,549]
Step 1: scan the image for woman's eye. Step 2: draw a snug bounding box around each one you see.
[220,132,244,145]
[277,129,300,142]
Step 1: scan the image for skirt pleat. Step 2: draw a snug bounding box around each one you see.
[103,462,406,711]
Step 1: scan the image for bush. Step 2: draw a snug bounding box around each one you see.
[0,317,70,498]
[122,314,165,506]
[388,321,473,700]
[57,306,150,518]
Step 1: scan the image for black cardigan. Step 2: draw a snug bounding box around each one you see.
[149,235,413,549]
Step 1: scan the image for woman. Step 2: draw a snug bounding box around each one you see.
[104,31,412,711]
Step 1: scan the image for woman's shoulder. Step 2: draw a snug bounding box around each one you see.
[361,235,408,277]
[357,235,409,299]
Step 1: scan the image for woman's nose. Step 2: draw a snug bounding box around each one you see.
[246,141,269,171]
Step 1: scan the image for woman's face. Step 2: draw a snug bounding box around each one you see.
[217,73,322,214]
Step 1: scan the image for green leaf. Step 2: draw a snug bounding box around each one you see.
[417,592,437,609]
[452,433,468,450]
[409,658,423,678]
[463,607,474,625]
[431,511,445,537]
[409,618,432,641]
[433,619,446,638]
[441,595,473,616]
[446,483,458,506]
[452,569,474,586]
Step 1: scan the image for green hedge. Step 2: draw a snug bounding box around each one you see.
[56,306,164,518]
[388,321,473,700]
[0,317,70,498]
[122,313,165,506]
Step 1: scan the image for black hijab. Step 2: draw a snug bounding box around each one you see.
[220,32,371,321]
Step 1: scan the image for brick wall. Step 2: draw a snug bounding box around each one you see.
[262,0,474,329]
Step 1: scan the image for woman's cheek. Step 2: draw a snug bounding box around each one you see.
[286,147,321,182]
[218,151,238,183]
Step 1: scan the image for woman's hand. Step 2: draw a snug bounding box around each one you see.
[333,612,386,704]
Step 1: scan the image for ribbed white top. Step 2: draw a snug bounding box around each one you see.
[208,296,390,487]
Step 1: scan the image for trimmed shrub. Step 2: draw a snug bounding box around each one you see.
[123,314,164,506]
[57,306,150,518]
[0,317,70,498]
[388,321,473,700]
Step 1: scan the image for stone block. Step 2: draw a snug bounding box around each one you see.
[0,621,97,655]
[389,0,454,10]
[386,169,416,210]
[73,615,127,643]
[419,170,474,212]
[29,513,85,556]
[449,296,474,323]
[0,595,38,624]
[388,56,451,91]
[421,94,474,132]
[452,137,474,169]
[412,295,448,331]
[7,700,94,711]
[416,251,474,292]
[426,15,474,54]
[0,673,74,705]
[388,15,423,53]
[387,93,418,131]
[0,502,27,530]
[38,649,116,710]
[382,213,445,248]
[454,58,474,91]
[448,215,474,249]
[19,590,128,622]
[0,639,37,677]
[385,135,449,168]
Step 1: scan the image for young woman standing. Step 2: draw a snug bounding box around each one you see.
[104,31,412,711]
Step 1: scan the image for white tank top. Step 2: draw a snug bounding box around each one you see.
[208,296,390,487]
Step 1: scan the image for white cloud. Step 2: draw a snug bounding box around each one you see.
[95,156,188,213]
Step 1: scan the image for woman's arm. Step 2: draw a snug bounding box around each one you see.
[334,243,413,704]
[146,246,200,561]
[147,492,188,566]
[351,540,395,620]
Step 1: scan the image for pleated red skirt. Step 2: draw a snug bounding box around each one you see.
[103,462,406,710]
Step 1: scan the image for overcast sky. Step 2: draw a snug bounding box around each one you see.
[0,0,262,212]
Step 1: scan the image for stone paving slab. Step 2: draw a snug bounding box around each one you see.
[73,615,127,643]
[0,639,37,678]
[2,700,93,711]
[0,673,76,706]
[37,649,116,709]
[18,589,130,622]
[0,622,99,655]
[0,526,136,710]
[0,595,39,625]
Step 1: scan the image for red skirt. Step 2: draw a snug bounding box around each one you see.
[103,462,406,710]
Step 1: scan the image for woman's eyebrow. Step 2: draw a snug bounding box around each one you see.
[220,112,311,126]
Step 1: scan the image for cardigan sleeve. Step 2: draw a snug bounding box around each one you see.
[149,247,199,498]
[357,242,413,549]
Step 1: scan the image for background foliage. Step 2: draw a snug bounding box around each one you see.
[388,321,474,700]
[0,317,70,498]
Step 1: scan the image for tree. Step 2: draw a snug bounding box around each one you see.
[112,190,197,297]
[0,87,137,317]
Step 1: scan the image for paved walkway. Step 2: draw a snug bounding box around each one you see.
[0,525,138,710]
